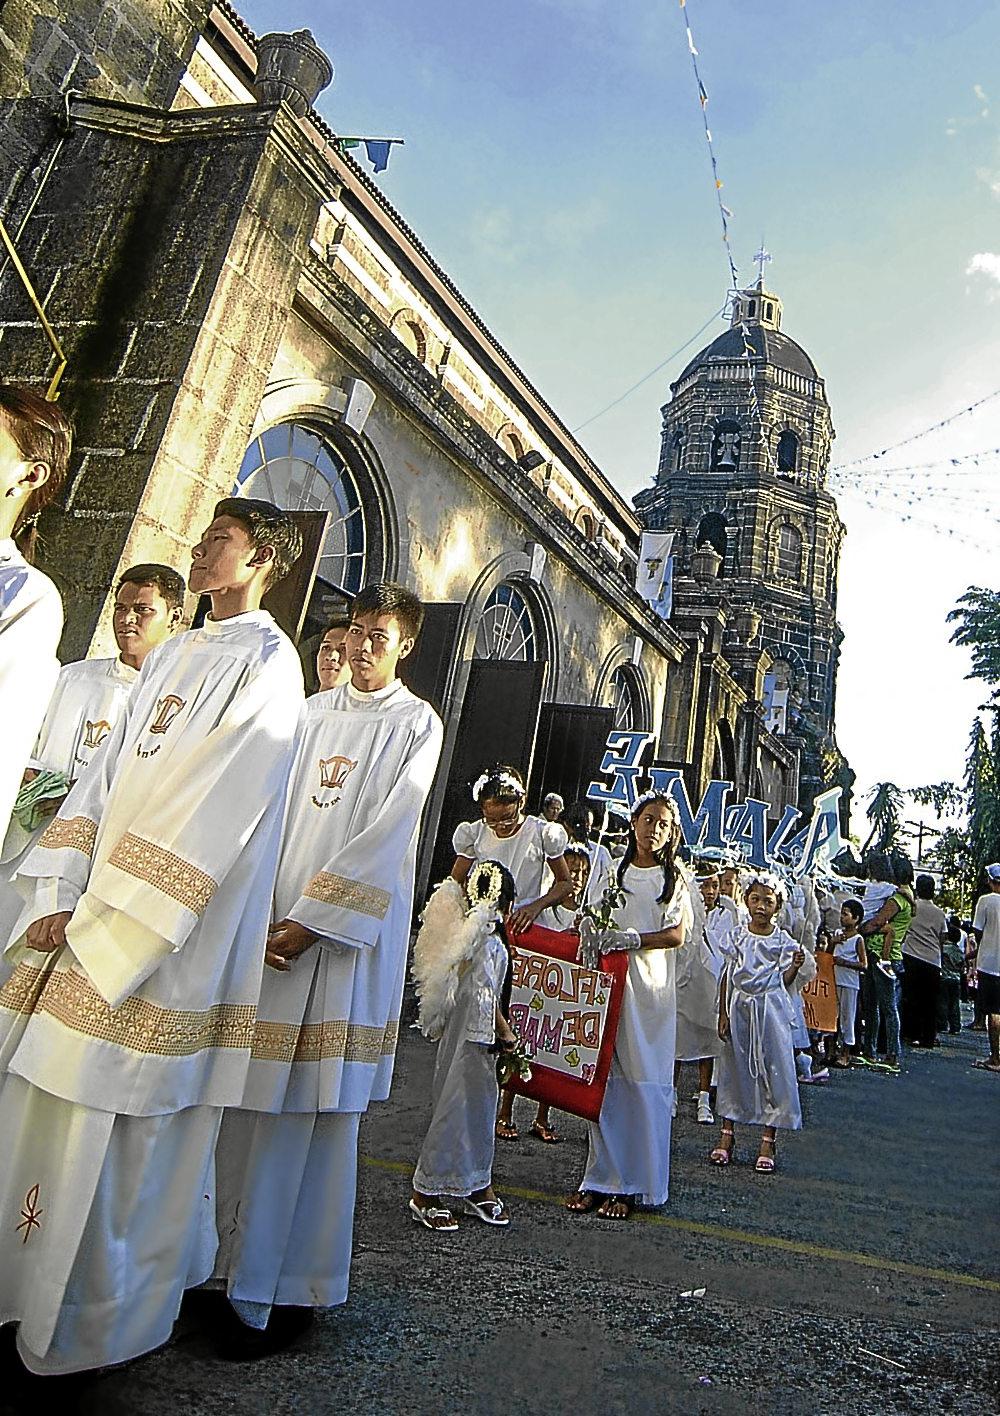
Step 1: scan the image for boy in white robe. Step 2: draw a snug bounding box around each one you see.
[0,564,185,943]
[0,497,305,1376]
[212,581,443,1357]
[0,385,72,839]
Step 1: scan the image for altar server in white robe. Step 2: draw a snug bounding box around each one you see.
[0,563,185,944]
[213,582,443,1357]
[567,791,692,1220]
[0,385,71,839]
[0,497,304,1375]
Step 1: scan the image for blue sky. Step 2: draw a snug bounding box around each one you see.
[239,0,1000,841]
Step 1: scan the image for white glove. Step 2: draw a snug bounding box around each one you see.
[599,927,642,953]
[577,916,602,970]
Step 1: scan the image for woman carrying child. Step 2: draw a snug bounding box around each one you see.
[450,764,572,1144]
[711,871,807,1174]
[566,789,692,1220]
[409,861,520,1231]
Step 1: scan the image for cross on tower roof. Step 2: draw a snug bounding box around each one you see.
[754,244,772,284]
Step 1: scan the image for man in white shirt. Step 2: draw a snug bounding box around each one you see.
[0,497,305,1376]
[971,863,1000,1072]
[212,582,443,1358]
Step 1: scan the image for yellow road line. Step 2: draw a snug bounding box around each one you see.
[361,1155,1000,1294]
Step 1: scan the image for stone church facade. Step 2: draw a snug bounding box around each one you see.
[0,1,848,878]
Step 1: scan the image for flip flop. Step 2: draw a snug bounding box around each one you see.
[408,1198,458,1231]
[972,1058,1000,1072]
[494,1120,518,1140]
[463,1196,511,1226]
[530,1120,560,1144]
[565,1189,600,1214]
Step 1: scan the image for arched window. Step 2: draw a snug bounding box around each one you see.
[777,523,803,580]
[777,429,799,476]
[710,420,741,472]
[574,507,598,542]
[496,425,526,462]
[390,310,427,364]
[672,431,684,474]
[696,511,728,563]
[607,665,640,731]
[236,422,370,598]
[474,582,536,661]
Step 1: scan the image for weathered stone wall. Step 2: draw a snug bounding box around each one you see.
[0,99,325,659]
[0,1,213,213]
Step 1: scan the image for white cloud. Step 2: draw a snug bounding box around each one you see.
[976,163,1000,197]
[974,83,990,116]
[967,251,1000,284]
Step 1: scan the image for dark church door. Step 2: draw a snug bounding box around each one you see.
[528,702,615,816]
[427,658,544,887]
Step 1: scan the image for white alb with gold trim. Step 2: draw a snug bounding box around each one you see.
[213,676,442,1319]
[0,609,303,1374]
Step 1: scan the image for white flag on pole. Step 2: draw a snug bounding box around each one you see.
[636,532,673,603]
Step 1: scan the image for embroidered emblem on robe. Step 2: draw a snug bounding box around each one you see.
[312,755,358,808]
[16,1184,43,1243]
[83,718,112,750]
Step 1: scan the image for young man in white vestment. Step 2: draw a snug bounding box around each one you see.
[0,385,72,841]
[0,497,305,1376]
[0,564,186,944]
[212,581,443,1357]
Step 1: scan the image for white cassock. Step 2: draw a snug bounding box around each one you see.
[581,864,692,1206]
[714,924,803,1130]
[0,610,303,1374]
[0,538,62,839]
[1,656,139,945]
[675,903,730,1062]
[214,678,442,1322]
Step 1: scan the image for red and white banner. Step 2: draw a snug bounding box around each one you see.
[504,924,628,1121]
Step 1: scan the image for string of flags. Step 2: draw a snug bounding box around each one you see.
[335,136,404,174]
[831,386,1000,472]
[677,1,779,479]
[831,447,1000,480]
[836,484,999,553]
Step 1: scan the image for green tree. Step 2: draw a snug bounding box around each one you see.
[861,781,907,855]
[948,586,1000,699]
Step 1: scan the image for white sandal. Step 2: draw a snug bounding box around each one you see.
[408,1197,458,1231]
[463,1196,511,1226]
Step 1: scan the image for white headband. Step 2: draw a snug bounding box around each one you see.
[472,770,524,803]
[743,869,786,901]
[631,789,681,826]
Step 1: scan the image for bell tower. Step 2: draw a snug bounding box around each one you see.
[635,273,849,814]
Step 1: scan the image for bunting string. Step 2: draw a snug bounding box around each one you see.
[677,1,778,477]
[831,387,1000,471]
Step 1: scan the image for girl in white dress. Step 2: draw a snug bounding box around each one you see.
[410,861,518,1231]
[566,790,691,1220]
[674,868,729,1125]
[711,873,807,1174]
[450,764,572,1144]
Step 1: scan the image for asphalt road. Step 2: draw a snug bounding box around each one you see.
[4,1016,998,1415]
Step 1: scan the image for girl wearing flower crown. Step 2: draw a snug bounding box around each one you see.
[711,871,811,1173]
[566,788,692,1220]
[409,861,522,1231]
[451,763,572,1144]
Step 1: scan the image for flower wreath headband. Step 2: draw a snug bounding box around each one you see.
[466,859,507,917]
[472,770,525,803]
[743,869,786,902]
[631,789,682,828]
